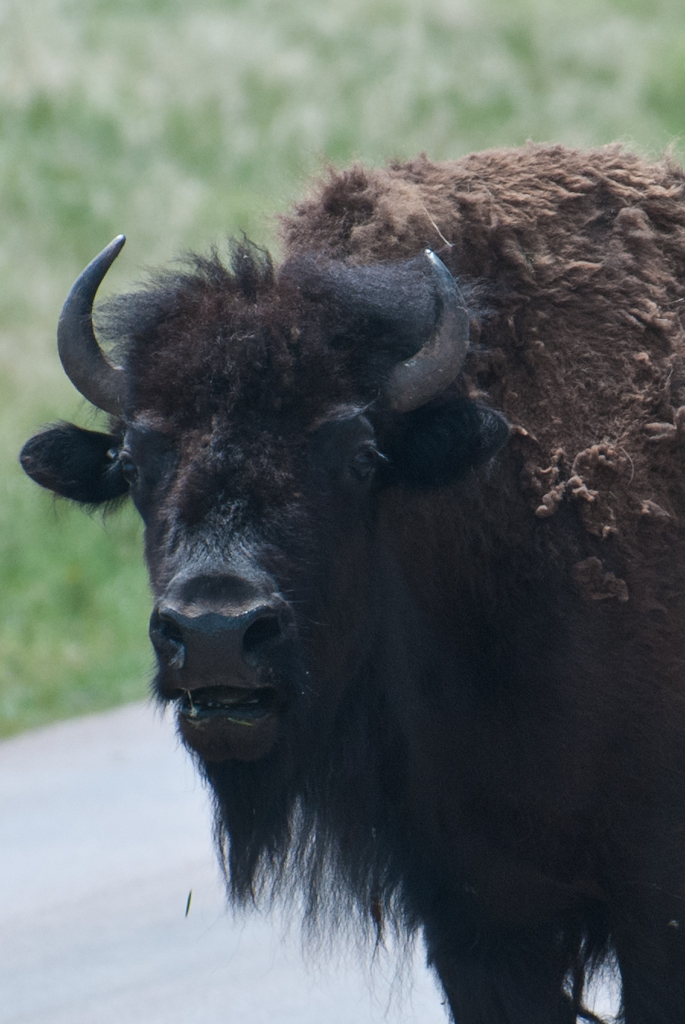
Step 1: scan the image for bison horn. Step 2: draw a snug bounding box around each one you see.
[386,250,470,414]
[57,235,127,416]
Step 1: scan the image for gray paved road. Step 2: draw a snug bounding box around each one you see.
[0,703,618,1022]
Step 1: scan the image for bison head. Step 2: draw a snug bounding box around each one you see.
[21,238,508,775]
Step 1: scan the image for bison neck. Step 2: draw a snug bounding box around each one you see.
[375,466,634,928]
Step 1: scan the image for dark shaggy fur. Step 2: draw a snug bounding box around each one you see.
[21,144,685,1024]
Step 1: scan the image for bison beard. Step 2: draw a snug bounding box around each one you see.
[20,143,685,1024]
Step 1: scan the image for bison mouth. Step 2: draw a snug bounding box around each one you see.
[178,685,278,723]
[176,685,280,762]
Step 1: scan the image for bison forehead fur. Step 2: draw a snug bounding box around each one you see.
[20,143,685,1024]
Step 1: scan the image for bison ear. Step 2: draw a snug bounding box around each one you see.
[20,423,129,505]
[385,398,509,488]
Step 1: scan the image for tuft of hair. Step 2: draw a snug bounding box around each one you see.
[99,237,275,357]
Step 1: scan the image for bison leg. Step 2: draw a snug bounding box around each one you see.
[424,920,581,1024]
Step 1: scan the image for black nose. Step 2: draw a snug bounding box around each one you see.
[150,596,293,691]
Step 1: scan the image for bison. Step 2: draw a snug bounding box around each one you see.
[20,142,685,1023]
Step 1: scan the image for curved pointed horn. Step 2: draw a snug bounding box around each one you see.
[57,235,127,415]
[386,249,470,414]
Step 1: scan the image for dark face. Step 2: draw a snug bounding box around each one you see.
[20,242,509,765]
[121,406,388,762]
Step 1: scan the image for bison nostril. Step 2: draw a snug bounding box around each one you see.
[157,616,184,645]
[150,610,186,668]
[242,614,282,656]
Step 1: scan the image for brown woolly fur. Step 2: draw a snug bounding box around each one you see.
[283,144,685,614]
[21,144,685,1024]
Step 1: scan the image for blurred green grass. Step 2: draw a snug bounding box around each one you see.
[2,0,685,735]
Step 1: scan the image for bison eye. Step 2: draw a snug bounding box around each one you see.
[119,451,138,485]
[349,444,385,481]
